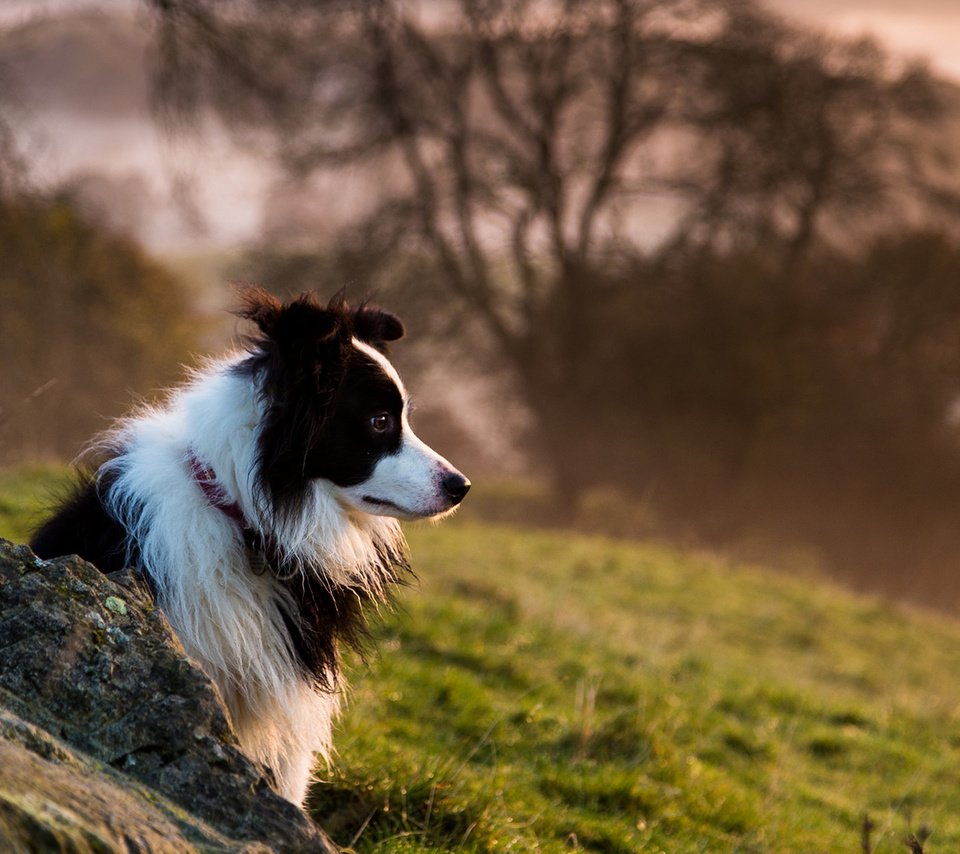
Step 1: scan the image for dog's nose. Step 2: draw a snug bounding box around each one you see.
[442,472,471,504]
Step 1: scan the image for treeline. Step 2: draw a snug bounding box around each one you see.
[578,233,960,603]
[0,193,195,462]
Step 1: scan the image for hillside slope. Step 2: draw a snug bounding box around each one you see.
[5,469,960,852]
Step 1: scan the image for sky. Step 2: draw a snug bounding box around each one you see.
[768,0,960,80]
[3,0,960,81]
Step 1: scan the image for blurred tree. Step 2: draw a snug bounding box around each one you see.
[0,48,197,463]
[0,193,196,462]
[148,0,959,507]
[0,53,27,196]
[662,21,948,273]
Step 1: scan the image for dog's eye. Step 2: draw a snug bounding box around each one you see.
[370,413,393,433]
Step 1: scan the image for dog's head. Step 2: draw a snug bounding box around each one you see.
[237,289,470,520]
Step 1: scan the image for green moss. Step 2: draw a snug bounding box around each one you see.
[104,596,127,617]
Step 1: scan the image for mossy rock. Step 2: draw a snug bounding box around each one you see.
[0,539,337,853]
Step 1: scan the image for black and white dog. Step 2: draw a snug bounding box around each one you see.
[30,290,469,806]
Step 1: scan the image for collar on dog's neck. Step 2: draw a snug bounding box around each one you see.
[188,449,247,526]
[188,448,282,570]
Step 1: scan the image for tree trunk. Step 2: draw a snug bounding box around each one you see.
[518,365,588,522]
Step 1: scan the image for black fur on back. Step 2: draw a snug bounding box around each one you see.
[30,467,135,575]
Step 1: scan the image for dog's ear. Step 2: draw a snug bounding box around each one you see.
[235,287,284,336]
[352,305,405,352]
[237,289,341,344]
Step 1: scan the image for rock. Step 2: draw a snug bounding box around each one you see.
[0,539,338,853]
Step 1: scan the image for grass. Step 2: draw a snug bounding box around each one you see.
[4,467,960,851]
[0,463,74,545]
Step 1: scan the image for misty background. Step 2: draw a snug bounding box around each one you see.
[5,0,960,610]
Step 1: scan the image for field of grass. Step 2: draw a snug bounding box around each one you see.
[0,464,74,545]
[4,468,960,852]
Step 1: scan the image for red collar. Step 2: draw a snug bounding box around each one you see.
[188,450,247,526]
[188,449,282,569]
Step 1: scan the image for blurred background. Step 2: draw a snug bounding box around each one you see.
[4,0,960,610]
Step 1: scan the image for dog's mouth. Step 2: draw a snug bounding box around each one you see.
[361,494,455,520]
[362,495,423,519]
[362,495,402,512]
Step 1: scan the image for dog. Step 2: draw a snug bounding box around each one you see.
[30,289,470,806]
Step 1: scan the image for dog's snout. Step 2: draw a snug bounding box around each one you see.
[442,471,471,504]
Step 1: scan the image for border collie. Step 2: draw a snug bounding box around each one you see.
[30,290,470,806]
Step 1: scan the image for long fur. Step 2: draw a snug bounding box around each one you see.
[102,357,403,802]
[31,292,468,806]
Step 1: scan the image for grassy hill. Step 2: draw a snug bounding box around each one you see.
[4,468,960,852]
